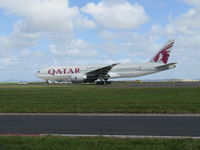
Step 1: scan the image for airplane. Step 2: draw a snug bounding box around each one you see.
[36,40,177,85]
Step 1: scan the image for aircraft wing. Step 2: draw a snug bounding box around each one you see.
[86,63,119,77]
[156,62,177,70]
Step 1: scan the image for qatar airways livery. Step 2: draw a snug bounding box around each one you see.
[36,40,177,85]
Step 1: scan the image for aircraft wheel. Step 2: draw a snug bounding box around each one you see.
[96,81,100,85]
[96,81,108,85]
[105,81,111,84]
[45,80,50,85]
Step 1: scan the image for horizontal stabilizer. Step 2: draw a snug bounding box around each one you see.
[156,62,177,70]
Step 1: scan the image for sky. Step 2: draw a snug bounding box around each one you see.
[0,0,199,82]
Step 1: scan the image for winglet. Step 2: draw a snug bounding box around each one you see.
[149,40,175,64]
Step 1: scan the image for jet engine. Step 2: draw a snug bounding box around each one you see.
[70,74,87,83]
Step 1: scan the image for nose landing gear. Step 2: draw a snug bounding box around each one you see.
[45,80,50,85]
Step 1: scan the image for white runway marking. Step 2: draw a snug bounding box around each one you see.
[0,113,200,117]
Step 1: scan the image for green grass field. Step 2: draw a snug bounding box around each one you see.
[0,136,200,150]
[0,85,200,113]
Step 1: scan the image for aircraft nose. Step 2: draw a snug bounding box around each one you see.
[35,70,40,77]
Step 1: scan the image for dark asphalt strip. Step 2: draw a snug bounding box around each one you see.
[0,115,200,137]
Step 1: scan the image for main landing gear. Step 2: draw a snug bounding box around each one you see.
[96,81,112,85]
[96,76,112,85]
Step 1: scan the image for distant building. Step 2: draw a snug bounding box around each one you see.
[171,79,199,82]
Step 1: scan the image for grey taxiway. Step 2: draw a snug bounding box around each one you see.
[0,114,200,137]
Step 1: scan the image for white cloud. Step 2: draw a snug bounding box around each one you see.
[165,9,200,36]
[0,56,19,68]
[118,58,132,63]
[0,0,95,33]
[0,0,96,68]
[20,49,44,57]
[99,30,119,40]
[150,24,163,37]
[81,0,148,30]
[98,32,159,63]
[0,31,41,53]
[49,39,97,57]
[74,15,96,29]
[184,0,200,7]
[0,0,96,52]
[162,2,200,51]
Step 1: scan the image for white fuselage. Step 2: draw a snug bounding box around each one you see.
[36,63,171,82]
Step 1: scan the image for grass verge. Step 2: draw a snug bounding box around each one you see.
[0,136,200,150]
[0,85,200,113]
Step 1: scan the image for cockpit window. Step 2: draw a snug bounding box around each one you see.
[37,71,40,74]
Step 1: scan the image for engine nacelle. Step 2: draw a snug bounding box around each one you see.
[70,74,87,83]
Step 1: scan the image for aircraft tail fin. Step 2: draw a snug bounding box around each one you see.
[149,40,175,64]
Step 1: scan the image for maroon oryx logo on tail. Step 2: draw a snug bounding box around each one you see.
[151,40,174,64]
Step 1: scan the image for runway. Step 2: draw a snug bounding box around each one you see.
[111,82,200,88]
[0,114,200,137]
[0,81,199,88]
